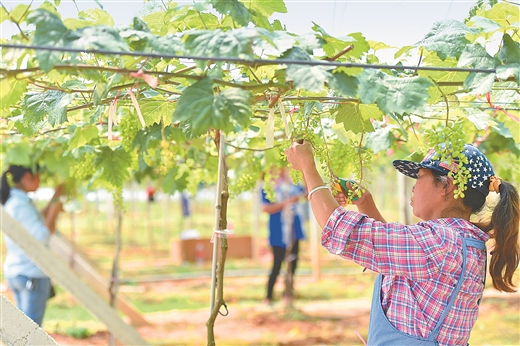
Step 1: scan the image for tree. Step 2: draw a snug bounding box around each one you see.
[1,0,519,344]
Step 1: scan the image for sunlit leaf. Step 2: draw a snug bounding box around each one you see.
[183,28,257,60]
[27,9,69,72]
[498,34,520,64]
[334,103,374,134]
[416,20,477,59]
[68,125,99,148]
[210,0,251,27]
[0,79,28,110]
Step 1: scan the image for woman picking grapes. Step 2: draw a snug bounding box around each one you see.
[1,165,64,327]
[285,140,519,345]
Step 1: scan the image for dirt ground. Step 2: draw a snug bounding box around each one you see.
[47,277,373,346]
[45,277,519,346]
[48,299,372,346]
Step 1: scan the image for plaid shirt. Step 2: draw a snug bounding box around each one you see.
[322,208,489,345]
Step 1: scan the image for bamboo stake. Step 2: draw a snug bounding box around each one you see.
[207,131,230,346]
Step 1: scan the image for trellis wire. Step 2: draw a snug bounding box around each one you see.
[0,43,498,74]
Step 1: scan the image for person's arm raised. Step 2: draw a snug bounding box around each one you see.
[285,141,339,228]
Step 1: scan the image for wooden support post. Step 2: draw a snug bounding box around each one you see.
[0,295,58,345]
[0,207,149,346]
[50,231,148,326]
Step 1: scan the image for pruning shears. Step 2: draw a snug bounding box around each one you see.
[334,177,360,204]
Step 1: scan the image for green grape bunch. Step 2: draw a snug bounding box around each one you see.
[156,140,176,176]
[118,115,140,152]
[69,152,97,181]
[425,123,470,199]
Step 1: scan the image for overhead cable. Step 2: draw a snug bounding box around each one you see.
[0,43,498,74]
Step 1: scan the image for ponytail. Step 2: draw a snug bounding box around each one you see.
[1,171,10,205]
[487,181,520,292]
[0,166,34,205]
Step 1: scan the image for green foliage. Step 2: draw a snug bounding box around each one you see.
[0,0,518,201]
[416,20,477,60]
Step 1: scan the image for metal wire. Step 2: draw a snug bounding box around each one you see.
[0,43,498,74]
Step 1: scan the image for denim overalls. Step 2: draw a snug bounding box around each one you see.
[367,238,486,345]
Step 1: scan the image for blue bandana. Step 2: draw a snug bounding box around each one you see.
[393,144,495,196]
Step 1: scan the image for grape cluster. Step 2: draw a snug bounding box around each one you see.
[425,123,470,198]
[69,152,97,181]
[118,115,140,152]
[229,155,262,197]
[281,106,374,197]
[156,140,176,176]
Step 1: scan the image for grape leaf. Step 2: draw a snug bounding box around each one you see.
[5,143,32,166]
[140,98,176,126]
[68,125,99,149]
[162,167,190,194]
[0,5,9,24]
[468,0,498,18]
[95,146,132,188]
[466,109,494,130]
[458,43,497,69]
[365,124,394,154]
[283,47,333,92]
[415,20,477,60]
[27,9,69,72]
[173,78,253,136]
[68,26,130,52]
[334,103,374,134]
[498,34,520,64]
[497,64,520,81]
[467,16,501,33]
[475,2,519,28]
[357,70,432,116]
[78,8,115,26]
[359,104,384,121]
[210,0,252,27]
[0,79,28,110]
[328,72,358,97]
[464,72,496,95]
[23,90,74,126]
[245,0,287,17]
[183,28,258,60]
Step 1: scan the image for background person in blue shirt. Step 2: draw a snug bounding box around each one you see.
[1,165,63,326]
[261,167,307,305]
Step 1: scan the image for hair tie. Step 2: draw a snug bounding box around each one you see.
[489,176,502,193]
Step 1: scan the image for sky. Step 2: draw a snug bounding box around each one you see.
[1,0,476,47]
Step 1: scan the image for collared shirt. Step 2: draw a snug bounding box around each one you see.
[322,208,489,346]
[3,188,50,278]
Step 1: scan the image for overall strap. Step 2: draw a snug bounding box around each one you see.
[428,237,486,339]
